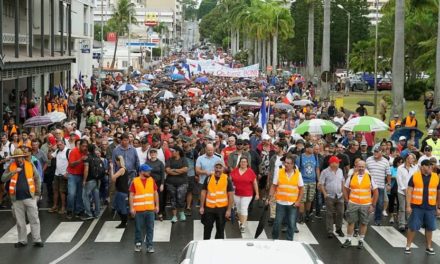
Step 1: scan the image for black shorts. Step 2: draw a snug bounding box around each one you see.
[187,176,196,192]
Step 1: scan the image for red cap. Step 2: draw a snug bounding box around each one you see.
[329,156,341,164]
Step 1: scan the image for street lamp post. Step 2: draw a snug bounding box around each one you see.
[100,0,104,88]
[337,4,350,80]
[128,12,131,70]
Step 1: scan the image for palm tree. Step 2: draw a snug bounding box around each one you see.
[306,0,314,84]
[321,0,331,100]
[108,0,137,69]
[391,0,405,117]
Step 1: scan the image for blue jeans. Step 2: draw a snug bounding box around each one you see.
[113,192,128,215]
[67,174,84,214]
[99,175,109,202]
[134,211,155,247]
[374,188,385,223]
[82,180,100,217]
[272,203,298,241]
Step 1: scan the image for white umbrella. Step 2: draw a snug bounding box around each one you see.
[341,116,389,132]
[45,112,67,123]
[293,99,313,106]
[117,83,137,92]
[155,90,176,100]
[237,101,261,108]
[293,119,338,135]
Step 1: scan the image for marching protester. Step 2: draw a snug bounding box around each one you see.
[1,149,43,247]
[129,164,159,253]
[342,160,378,249]
[405,160,440,255]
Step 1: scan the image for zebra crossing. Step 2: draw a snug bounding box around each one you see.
[0,219,439,249]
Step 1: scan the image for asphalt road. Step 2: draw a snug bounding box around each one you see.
[0,203,439,264]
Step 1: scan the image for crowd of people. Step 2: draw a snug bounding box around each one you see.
[0,53,439,256]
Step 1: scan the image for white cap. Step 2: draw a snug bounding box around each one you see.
[399,136,406,141]
[428,129,434,135]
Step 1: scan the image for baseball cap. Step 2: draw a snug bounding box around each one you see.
[428,129,434,135]
[424,146,433,151]
[360,141,368,146]
[296,139,305,145]
[409,111,415,116]
[149,148,158,153]
[329,156,341,164]
[236,139,244,145]
[399,136,406,141]
[373,145,381,152]
[214,160,225,167]
[139,164,152,172]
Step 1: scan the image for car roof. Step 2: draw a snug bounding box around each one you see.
[189,239,318,264]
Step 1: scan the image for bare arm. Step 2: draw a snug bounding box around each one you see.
[343,186,350,202]
[253,179,259,199]
[129,191,135,215]
[111,167,126,182]
[296,186,304,205]
[371,188,379,205]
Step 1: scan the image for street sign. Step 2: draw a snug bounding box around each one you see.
[126,42,157,47]
[93,53,101,59]
[144,12,158,26]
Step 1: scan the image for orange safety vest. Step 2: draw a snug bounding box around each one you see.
[410,171,439,206]
[389,119,401,131]
[404,116,416,127]
[18,139,31,148]
[275,168,300,203]
[8,161,35,196]
[206,174,229,208]
[47,103,55,112]
[4,124,17,136]
[349,173,373,205]
[132,177,155,211]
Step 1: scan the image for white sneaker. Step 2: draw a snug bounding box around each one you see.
[382,210,388,217]
[134,242,142,252]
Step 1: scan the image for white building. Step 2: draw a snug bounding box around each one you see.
[0,0,94,126]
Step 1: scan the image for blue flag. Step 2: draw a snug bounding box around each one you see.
[258,94,267,134]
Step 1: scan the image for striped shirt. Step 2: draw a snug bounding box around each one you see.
[365,156,391,189]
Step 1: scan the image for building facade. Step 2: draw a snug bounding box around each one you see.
[0,0,94,127]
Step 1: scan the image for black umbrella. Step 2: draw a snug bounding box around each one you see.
[155,83,170,89]
[255,205,269,238]
[357,100,375,106]
[102,90,119,98]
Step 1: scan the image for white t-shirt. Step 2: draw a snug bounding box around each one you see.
[136,147,148,164]
[52,148,69,176]
[273,167,304,206]
[418,155,438,166]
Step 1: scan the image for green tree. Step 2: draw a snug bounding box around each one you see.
[94,23,111,41]
[108,0,137,69]
[198,0,218,19]
[182,0,198,20]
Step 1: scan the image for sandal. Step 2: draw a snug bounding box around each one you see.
[158,214,164,221]
[48,207,58,213]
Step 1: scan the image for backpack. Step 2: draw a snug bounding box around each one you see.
[56,149,71,163]
[88,156,105,180]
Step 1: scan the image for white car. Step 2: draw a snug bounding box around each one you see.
[179,239,324,264]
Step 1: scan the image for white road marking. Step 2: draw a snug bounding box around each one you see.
[95,221,125,242]
[0,224,31,243]
[242,221,267,239]
[294,224,319,244]
[419,228,440,247]
[46,222,83,243]
[49,206,106,264]
[193,220,226,240]
[371,226,417,248]
[153,220,172,242]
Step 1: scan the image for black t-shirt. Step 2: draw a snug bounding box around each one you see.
[115,169,129,194]
[165,157,188,185]
[345,150,362,169]
[202,175,234,212]
[15,164,32,200]
[408,174,440,210]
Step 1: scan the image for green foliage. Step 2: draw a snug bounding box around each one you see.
[152,48,161,57]
[182,0,198,20]
[94,23,111,41]
[198,0,218,20]
[108,0,137,36]
[234,50,249,65]
[404,79,433,100]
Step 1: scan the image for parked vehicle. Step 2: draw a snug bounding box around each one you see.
[179,240,324,264]
[377,78,392,91]
[349,76,369,91]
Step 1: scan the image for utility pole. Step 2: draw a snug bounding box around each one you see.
[100,0,104,88]
[373,0,379,114]
[128,12,131,70]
